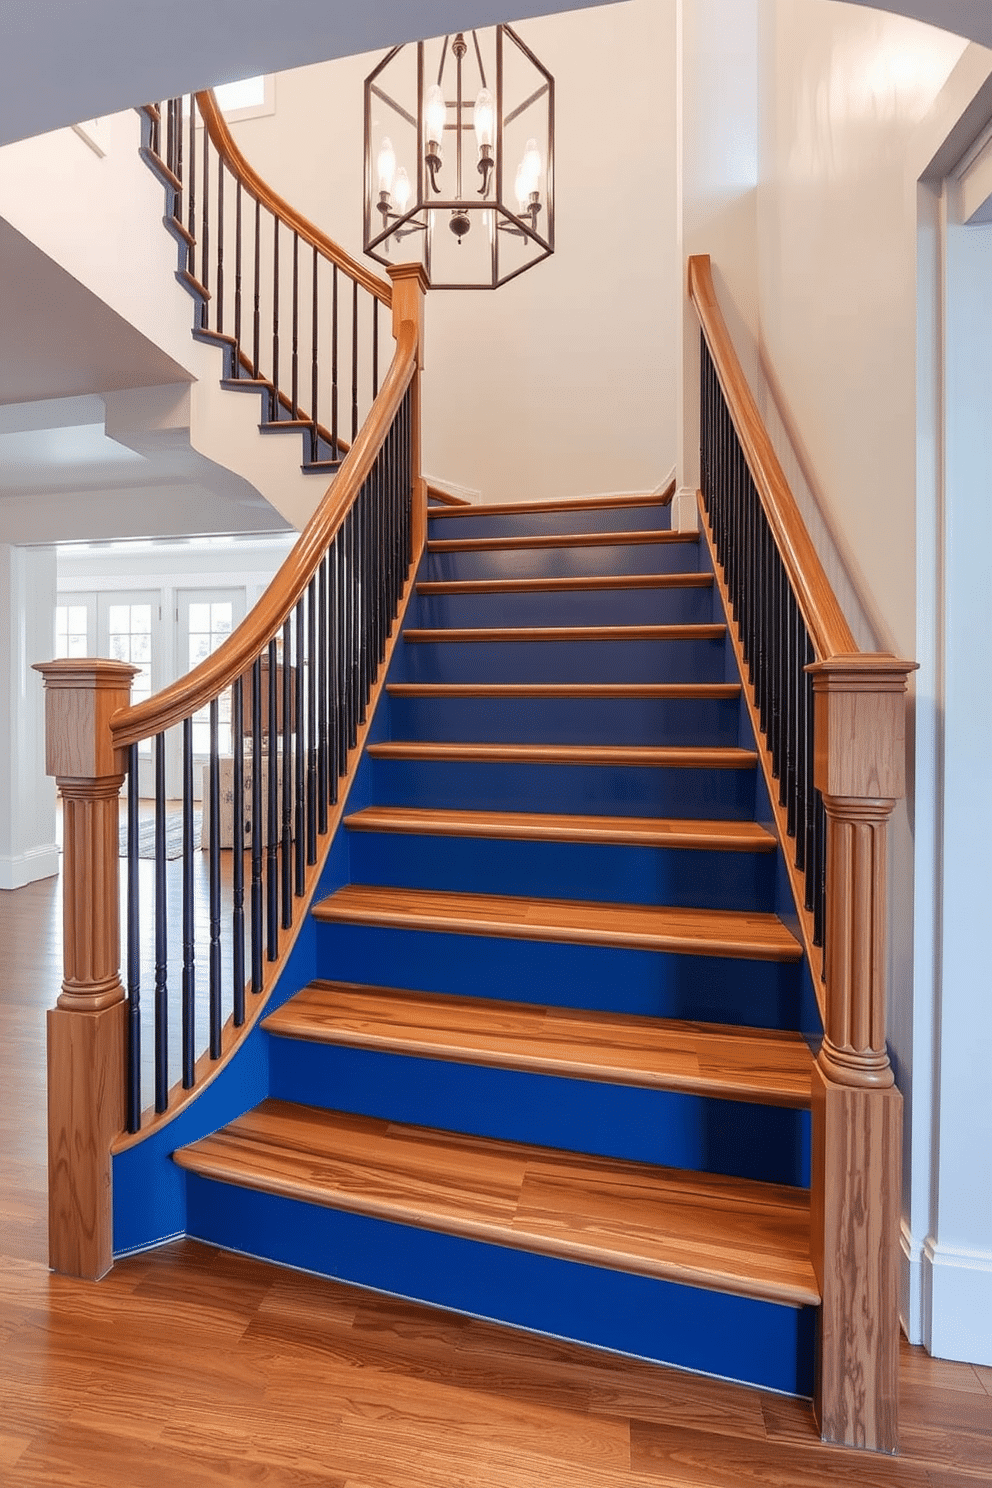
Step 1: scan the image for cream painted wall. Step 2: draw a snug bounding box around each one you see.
[229,0,679,504]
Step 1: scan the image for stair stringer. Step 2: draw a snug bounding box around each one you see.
[110,552,422,1256]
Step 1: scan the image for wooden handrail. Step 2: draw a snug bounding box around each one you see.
[688,255,856,660]
[112,320,417,750]
[195,91,392,307]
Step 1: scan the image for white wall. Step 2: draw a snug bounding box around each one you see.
[229,0,680,505]
[0,546,58,890]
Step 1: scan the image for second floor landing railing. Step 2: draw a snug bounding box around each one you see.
[689,254,914,1454]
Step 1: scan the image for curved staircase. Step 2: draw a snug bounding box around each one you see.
[172,490,822,1394]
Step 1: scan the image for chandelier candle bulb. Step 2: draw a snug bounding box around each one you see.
[377,137,396,195]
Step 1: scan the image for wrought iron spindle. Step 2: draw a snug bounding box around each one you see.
[266,637,279,959]
[281,618,293,929]
[317,557,329,834]
[234,181,243,363]
[154,733,168,1114]
[331,265,340,459]
[182,717,196,1088]
[251,657,264,992]
[200,110,210,329]
[208,698,222,1058]
[311,247,320,463]
[307,578,318,863]
[126,746,141,1133]
[272,217,280,420]
[294,598,306,897]
[232,678,245,1026]
[253,198,261,376]
[292,231,300,419]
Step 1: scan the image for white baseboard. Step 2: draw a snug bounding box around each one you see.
[923,1237,992,1365]
[900,1220,926,1345]
[424,474,483,503]
[0,844,60,891]
[672,486,700,532]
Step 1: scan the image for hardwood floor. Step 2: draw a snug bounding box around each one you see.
[2,857,990,1486]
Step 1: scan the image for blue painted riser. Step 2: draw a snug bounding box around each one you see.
[267,1038,811,1186]
[386,693,743,746]
[314,922,804,1030]
[425,503,672,539]
[183,1176,815,1397]
[398,636,730,685]
[368,757,757,818]
[412,584,717,629]
[424,539,701,581]
[346,831,777,912]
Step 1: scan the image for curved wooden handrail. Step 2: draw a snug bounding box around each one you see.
[112,320,417,749]
[688,255,856,660]
[195,91,392,307]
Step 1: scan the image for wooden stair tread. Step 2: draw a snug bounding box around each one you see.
[428,530,699,554]
[344,805,776,851]
[366,741,757,769]
[417,573,713,594]
[264,982,813,1107]
[175,1100,818,1306]
[386,682,741,699]
[404,624,726,643]
[313,885,803,962]
[427,492,667,518]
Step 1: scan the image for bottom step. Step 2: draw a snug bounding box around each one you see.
[175,1101,818,1394]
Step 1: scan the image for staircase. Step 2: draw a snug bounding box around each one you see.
[172,489,822,1395]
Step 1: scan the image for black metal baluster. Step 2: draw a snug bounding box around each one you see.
[317,556,329,834]
[187,95,197,283]
[252,198,261,376]
[294,599,306,896]
[291,231,299,420]
[208,698,222,1058]
[266,637,279,959]
[232,678,245,1026]
[182,717,195,1088]
[311,246,320,463]
[126,745,141,1133]
[372,296,380,400]
[154,733,168,1115]
[330,533,342,801]
[272,217,280,420]
[216,157,225,335]
[173,99,184,231]
[281,619,293,929]
[351,279,360,444]
[307,578,318,862]
[331,265,339,459]
[251,657,263,993]
[200,111,210,329]
[234,181,243,368]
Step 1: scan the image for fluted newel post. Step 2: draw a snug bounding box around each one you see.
[387,262,428,558]
[808,654,916,1453]
[34,658,138,1280]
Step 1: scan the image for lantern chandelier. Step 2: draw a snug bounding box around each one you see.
[363,25,555,290]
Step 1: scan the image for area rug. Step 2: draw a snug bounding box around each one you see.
[119,812,202,860]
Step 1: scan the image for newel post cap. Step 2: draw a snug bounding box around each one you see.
[33,658,139,781]
[807,653,917,803]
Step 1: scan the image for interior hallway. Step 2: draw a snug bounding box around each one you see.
[1,868,990,1487]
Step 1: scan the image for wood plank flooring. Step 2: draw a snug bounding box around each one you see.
[175,1100,820,1305]
[263,982,813,1105]
[2,837,989,1486]
[313,884,804,962]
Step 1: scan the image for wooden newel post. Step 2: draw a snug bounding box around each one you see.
[808,654,916,1453]
[387,262,429,559]
[33,658,138,1280]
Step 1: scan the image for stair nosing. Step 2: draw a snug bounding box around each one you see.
[263,981,812,1108]
[175,1101,819,1308]
[343,805,776,852]
[312,885,803,963]
[426,493,667,519]
[427,530,699,554]
[403,624,726,644]
[416,574,713,595]
[366,742,757,770]
[385,682,741,699]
